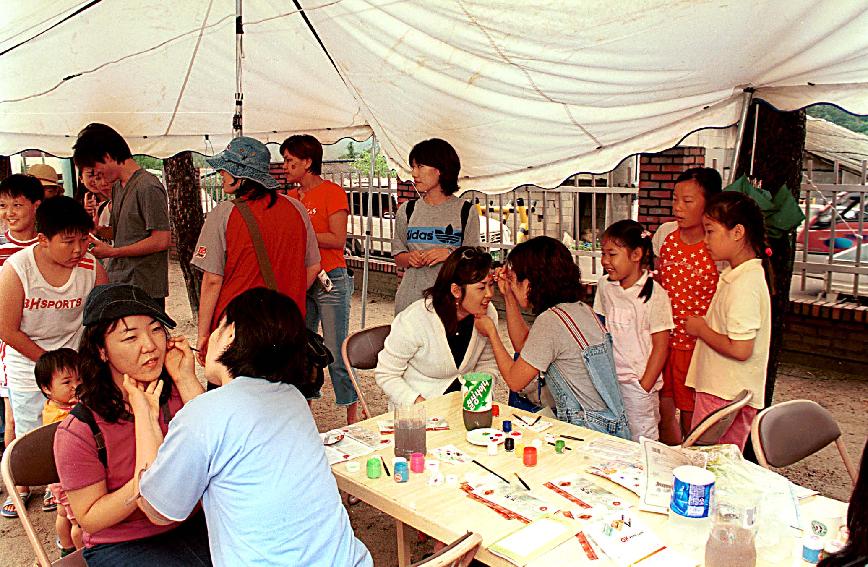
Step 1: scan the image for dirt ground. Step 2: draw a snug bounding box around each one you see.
[1,262,866,566]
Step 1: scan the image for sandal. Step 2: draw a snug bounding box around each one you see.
[43,489,57,512]
[1,491,32,519]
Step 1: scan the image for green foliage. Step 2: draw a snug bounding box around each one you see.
[353,149,392,177]
[806,104,868,135]
[342,141,358,160]
[133,155,164,171]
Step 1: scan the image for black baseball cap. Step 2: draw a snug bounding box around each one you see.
[83,283,176,329]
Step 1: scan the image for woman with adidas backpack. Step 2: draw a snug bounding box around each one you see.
[392,138,480,314]
[53,284,211,566]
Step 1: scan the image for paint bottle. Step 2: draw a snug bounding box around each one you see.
[523,446,537,467]
[393,457,409,483]
[366,457,382,479]
[410,452,425,473]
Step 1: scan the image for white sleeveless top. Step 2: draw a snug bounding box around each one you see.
[2,245,97,392]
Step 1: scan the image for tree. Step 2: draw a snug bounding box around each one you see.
[353,149,391,177]
[133,155,164,171]
[732,100,805,457]
[163,151,204,315]
[343,141,358,160]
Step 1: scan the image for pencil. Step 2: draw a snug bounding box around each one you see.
[380,456,390,477]
[530,415,542,427]
[548,442,572,451]
[514,473,530,490]
[560,434,584,442]
[471,459,509,484]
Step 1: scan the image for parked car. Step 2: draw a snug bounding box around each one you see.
[797,242,868,302]
[344,191,513,258]
[797,192,868,253]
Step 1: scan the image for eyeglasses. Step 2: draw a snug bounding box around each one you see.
[458,246,487,260]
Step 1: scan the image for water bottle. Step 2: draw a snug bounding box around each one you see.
[667,465,715,556]
[461,372,493,430]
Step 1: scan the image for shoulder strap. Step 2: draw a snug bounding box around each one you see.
[234,199,278,291]
[404,199,417,224]
[459,201,471,243]
[69,404,107,468]
[550,304,607,351]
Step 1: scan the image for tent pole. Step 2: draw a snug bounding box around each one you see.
[360,135,377,328]
[233,0,244,137]
[727,88,754,184]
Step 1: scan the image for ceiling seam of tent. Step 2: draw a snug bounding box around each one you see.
[455,0,602,148]
[0,14,234,105]
[0,0,103,58]
[163,0,215,137]
[291,0,352,92]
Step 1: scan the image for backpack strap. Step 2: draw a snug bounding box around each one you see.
[404,199,417,225]
[459,201,471,244]
[69,404,107,469]
[234,199,278,291]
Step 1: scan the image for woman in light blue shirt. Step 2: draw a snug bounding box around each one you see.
[131,288,372,567]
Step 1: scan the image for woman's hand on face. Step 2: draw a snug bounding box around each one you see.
[166,336,197,380]
[474,315,497,337]
[123,374,163,416]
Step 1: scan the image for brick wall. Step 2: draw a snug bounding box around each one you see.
[638,146,705,232]
[782,298,868,374]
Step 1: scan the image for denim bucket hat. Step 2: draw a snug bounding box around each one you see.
[206,136,278,189]
[83,283,176,329]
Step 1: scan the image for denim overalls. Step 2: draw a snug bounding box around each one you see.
[543,305,632,440]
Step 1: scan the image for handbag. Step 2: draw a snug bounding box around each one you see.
[233,200,331,398]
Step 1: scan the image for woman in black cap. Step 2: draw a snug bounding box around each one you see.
[53,283,210,566]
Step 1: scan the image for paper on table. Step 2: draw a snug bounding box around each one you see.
[325,435,376,466]
[488,516,579,566]
[587,461,644,495]
[512,419,553,433]
[586,437,641,461]
[430,444,470,464]
[544,473,630,513]
[638,438,708,514]
[340,424,393,448]
[465,480,561,523]
[586,512,680,566]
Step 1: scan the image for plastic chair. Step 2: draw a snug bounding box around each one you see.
[751,399,858,484]
[410,532,483,567]
[681,389,753,448]
[1,421,86,566]
[341,324,391,420]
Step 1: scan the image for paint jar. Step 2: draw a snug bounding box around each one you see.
[802,536,823,564]
[366,457,382,479]
[410,452,425,473]
[393,458,409,483]
[487,441,498,456]
[555,440,566,454]
[504,437,515,452]
[515,442,525,458]
[492,404,500,417]
[502,420,512,433]
[523,446,537,467]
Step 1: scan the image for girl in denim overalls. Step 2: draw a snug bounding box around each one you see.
[475,236,631,439]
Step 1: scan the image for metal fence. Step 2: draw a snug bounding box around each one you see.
[197,165,639,283]
[794,159,868,301]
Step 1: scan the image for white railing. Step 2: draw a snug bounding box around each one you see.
[795,159,868,301]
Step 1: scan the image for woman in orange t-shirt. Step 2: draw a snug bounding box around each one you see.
[282,135,359,425]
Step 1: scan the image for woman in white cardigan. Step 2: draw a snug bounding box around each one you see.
[376,247,500,407]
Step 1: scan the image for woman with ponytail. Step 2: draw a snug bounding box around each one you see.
[594,220,674,441]
[683,191,772,450]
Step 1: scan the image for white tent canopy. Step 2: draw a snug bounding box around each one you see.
[2,0,867,193]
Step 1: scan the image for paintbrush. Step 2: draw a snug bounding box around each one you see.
[514,473,530,490]
[471,459,509,484]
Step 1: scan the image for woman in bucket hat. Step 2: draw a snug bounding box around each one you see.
[191,136,321,365]
[26,164,64,199]
[53,283,212,566]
